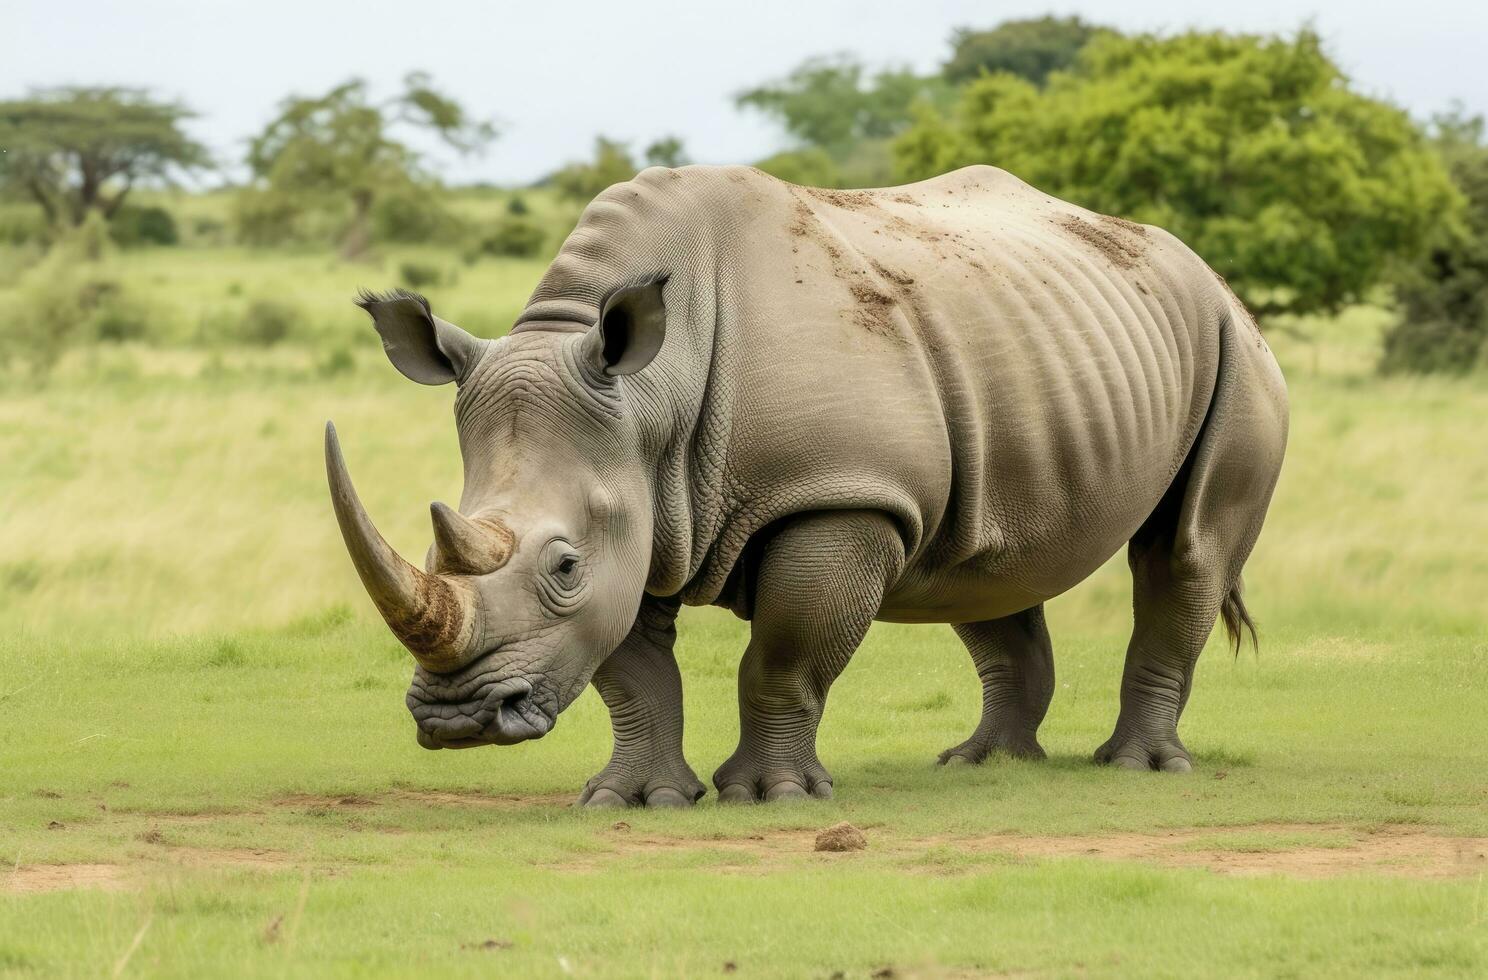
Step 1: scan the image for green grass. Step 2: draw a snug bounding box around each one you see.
[2,254,1487,976]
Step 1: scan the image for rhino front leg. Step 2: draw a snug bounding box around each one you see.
[578,594,706,808]
[714,511,904,803]
[939,607,1054,764]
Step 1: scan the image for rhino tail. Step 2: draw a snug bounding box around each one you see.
[1219,576,1258,656]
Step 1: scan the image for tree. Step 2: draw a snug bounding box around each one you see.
[1382,110,1488,373]
[244,73,493,257]
[0,87,208,228]
[896,29,1461,319]
[736,55,950,158]
[549,137,640,201]
[943,16,1109,86]
[643,136,688,169]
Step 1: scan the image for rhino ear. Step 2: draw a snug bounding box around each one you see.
[355,289,484,385]
[582,279,667,377]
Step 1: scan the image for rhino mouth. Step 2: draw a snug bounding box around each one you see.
[405,659,556,749]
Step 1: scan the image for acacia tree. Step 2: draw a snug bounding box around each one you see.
[0,87,208,227]
[244,73,494,257]
[896,29,1461,319]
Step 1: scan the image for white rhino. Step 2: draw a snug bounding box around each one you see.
[325,164,1288,806]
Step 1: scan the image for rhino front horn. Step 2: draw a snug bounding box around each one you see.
[324,422,480,672]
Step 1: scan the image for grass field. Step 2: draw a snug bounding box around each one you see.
[2,249,1487,977]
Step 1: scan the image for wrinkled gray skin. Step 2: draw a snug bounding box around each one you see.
[326,165,1288,807]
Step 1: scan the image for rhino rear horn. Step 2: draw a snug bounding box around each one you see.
[429,502,515,576]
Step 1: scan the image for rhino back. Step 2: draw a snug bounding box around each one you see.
[525,166,1228,618]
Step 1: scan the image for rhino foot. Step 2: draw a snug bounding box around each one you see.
[577,767,707,809]
[937,731,1045,766]
[713,753,834,804]
[1093,729,1193,773]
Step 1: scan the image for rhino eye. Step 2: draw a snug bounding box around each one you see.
[555,555,579,576]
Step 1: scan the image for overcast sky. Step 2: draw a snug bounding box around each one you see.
[7,0,1486,185]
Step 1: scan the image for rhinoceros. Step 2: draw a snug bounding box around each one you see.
[324,164,1288,807]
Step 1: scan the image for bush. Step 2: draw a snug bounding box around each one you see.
[191,216,228,246]
[1381,113,1488,374]
[753,148,841,188]
[110,204,178,247]
[234,298,299,346]
[0,204,48,245]
[468,216,546,259]
[505,194,530,216]
[397,261,445,289]
[1,258,159,373]
[371,188,464,245]
[56,210,115,263]
[317,347,356,377]
[92,295,153,342]
[232,188,302,246]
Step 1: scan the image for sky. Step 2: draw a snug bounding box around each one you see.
[6,0,1486,185]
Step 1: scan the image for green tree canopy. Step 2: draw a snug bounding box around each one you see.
[896,29,1461,318]
[643,136,689,169]
[0,87,209,227]
[736,55,949,157]
[243,73,493,257]
[549,137,641,201]
[943,16,1109,86]
[1382,110,1488,373]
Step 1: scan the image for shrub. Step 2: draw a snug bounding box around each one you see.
[92,295,153,342]
[234,298,298,346]
[110,204,179,247]
[0,204,47,245]
[505,194,530,216]
[232,188,302,246]
[1,257,160,372]
[1381,113,1488,374]
[372,189,464,245]
[191,216,228,246]
[753,148,841,188]
[468,216,546,259]
[397,261,444,289]
[317,347,356,377]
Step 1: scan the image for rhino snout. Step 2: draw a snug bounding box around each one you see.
[406,663,555,749]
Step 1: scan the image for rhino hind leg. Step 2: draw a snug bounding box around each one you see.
[714,510,905,804]
[1096,311,1288,772]
[579,594,707,808]
[938,607,1054,765]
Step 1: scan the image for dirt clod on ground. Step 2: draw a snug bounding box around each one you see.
[816,822,868,852]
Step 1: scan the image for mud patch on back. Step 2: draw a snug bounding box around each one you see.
[848,281,898,337]
[1056,213,1147,269]
[805,187,878,211]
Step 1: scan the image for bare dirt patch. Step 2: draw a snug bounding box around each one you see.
[6,863,130,894]
[551,822,1488,880]
[165,847,291,870]
[956,823,1488,879]
[272,789,572,811]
